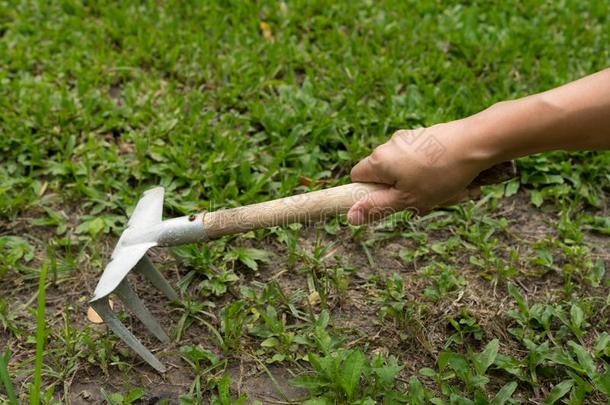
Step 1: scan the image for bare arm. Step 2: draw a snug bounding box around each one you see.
[348,68,610,224]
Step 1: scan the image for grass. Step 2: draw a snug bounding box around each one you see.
[29,261,47,405]
[0,350,18,405]
[0,0,609,403]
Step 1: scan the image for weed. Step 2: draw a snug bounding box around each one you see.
[421,263,466,301]
[101,388,144,405]
[30,262,48,405]
[0,349,18,405]
[291,349,404,404]
[219,300,249,354]
[447,309,484,347]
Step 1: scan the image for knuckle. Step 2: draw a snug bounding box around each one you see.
[390,129,410,141]
[391,128,425,147]
[369,144,390,164]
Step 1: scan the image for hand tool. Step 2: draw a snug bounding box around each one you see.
[90,161,516,372]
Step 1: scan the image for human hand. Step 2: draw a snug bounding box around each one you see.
[348,69,610,225]
[348,120,492,224]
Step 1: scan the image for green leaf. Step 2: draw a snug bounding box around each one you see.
[0,349,18,405]
[587,259,606,287]
[570,304,584,330]
[291,374,327,390]
[490,381,517,405]
[82,217,105,236]
[530,190,544,207]
[474,339,499,375]
[125,388,145,403]
[406,376,426,405]
[567,341,596,376]
[504,180,520,197]
[260,337,279,348]
[373,359,402,388]
[544,379,574,404]
[419,367,436,377]
[217,373,231,402]
[592,369,610,395]
[227,247,273,271]
[594,332,610,357]
[303,398,333,405]
[338,349,367,399]
[507,283,528,316]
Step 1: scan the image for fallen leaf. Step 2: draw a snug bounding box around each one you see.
[308,291,320,306]
[298,175,313,186]
[87,300,114,324]
[259,21,274,41]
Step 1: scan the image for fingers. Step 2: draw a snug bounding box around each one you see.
[350,156,382,184]
[347,187,409,225]
[350,144,393,185]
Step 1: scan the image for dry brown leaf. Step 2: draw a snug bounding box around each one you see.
[308,291,320,306]
[87,300,114,324]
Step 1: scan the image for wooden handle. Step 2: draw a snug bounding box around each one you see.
[202,160,516,239]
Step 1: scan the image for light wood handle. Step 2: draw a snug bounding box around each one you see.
[202,160,516,239]
[203,183,386,238]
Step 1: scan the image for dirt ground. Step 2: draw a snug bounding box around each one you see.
[1,191,609,404]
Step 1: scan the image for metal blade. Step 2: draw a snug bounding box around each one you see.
[128,187,164,229]
[92,242,155,301]
[114,279,169,343]
[90,297,166,373]
[134,256,179,302]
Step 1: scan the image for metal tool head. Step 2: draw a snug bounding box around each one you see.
[92,187,165,301]
[89,187,207,372]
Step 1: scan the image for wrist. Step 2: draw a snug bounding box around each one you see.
[456,100,522,168]
[431,114,503,175]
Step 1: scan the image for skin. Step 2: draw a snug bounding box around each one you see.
[348,68,610,224]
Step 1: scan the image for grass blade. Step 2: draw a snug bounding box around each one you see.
[0,349,18,404]
[29,262,48,405]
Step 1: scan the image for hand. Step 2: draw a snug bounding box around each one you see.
[348,69,610,225]
[348,120,491,224]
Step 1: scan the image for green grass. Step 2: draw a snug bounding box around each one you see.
[29,262,47,405]
[0,0,609,403]
[0,349,18,405]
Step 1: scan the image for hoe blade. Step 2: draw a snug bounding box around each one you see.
[90,187,177,372]
[92,187,165,301]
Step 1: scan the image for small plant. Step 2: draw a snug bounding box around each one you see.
[101,388,144,405]
[0,236,35,276]
[377,273,430,348]
[446,309,484,347]
[421,263,466,301]
[420,339,518,403]
[210,373,248,405]
[179,345,229,403]
[173,299,218,342]
[291,349,405,403]
[225,247,273,271]
[0,298,21,338]
[219,300,249,353]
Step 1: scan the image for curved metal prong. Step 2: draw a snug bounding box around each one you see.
[90,297,166,373]
[114,280,170,343]
[134,256,178,302]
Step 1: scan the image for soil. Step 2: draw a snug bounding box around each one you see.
[1,191,608,404]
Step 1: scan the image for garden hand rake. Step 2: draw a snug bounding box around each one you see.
[90,161,516,372]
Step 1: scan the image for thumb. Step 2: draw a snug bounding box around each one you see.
[347,187,407,225]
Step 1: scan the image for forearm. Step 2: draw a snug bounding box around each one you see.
[463,68,610,165]
[348,69,610,223]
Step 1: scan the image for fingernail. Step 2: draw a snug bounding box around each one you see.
[348,209,364,225]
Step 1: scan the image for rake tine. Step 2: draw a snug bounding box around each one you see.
[133,256,178,302]
[114,280,170,344]
[90,296,166,373]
